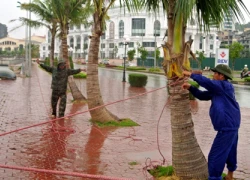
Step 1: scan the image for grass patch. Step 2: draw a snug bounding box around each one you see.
[92,118,139,127]
[128,161,138,166]
[127,66,146,70]
[148,67,161,73]
[148,166,174,178]
[148,165,227,180]
[73,72,87,78]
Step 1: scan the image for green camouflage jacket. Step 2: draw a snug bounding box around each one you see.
[40,64,81,92]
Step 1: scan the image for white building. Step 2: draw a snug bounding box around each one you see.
[40,6,221,60]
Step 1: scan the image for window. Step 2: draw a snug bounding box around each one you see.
[142,42,155,47]
[109,51,114,59]
[132,18,145,36]
[48,31,51,43]
[119,42,123,48]
[70,24,74,30]
[76,25,81,30]
[154,20,160,36]
[101,43,105,48]
[199,36,203,49]
[70,37,74,48]
[119,20,124,38]
[210,44,214,50]
[109,43,114,48]
[101,33,106,39]
[129,42,134,48]
[43,46,45,50]
[76,37,81,49]
[109,21,115,39]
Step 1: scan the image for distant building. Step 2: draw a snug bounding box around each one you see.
[40,6,221,59]
[0,34,45,52]
[0,23,8,39]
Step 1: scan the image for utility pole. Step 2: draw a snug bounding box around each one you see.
[25,10,28,76]
[28,0,31,77]
[154,12,157,68]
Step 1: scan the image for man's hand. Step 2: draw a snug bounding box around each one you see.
[183,70,191,77]
[80,68,86,72]
[36,59,40,64]
[192,70,202,74]
[182,82,191,90]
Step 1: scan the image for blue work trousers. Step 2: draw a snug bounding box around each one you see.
[208,130,238,180]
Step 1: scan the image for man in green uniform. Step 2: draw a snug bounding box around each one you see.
[36,59,85,118]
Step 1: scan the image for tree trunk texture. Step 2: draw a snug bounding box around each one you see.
[61,28,86,101]
[168,80,208,179]
[86,12,118,122]
[49,30,55,67]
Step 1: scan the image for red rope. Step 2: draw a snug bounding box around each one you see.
[0,86,166,137]
[0,164,133,180]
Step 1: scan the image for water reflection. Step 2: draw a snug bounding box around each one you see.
[74,63,250,108]
[233,84,250,108]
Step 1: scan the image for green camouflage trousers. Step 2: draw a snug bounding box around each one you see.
[51,90,67,117]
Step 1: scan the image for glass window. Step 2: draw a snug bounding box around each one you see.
[129,42,134,48]
[109,21,115,39]
[154,20,160,36]
[76,37,81,49]
[132,18,145,36]
[119,20,124,38]
[70,37,74,48]
[142,42,155,47]
[210,44,213,50]
[109,43,114,48]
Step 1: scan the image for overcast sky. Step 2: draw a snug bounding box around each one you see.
[1,0,250,39]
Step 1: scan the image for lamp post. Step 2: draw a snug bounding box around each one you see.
[122,37,129,82]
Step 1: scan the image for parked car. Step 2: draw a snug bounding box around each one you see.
[0,65,16,80]
[101,59,109,65]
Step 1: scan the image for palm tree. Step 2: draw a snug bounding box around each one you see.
[85,0,141,122]
[50,0,93,100]
[11,0,58,67]
[133,0,249,179]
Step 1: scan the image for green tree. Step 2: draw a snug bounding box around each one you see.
[228,42,244,71]
[127,49,136,61]
[195,50,205,69]
[138,45,148,66]
[12,0,58,67]
[153,48,160,66]
[140,0,249,179]
[50,0,92,101]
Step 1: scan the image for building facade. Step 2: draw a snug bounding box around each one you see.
[40,6,221,60]
[0,23,8,39]
[0,35,45,52]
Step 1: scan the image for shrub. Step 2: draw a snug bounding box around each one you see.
[148,67,161,73]
[44,57,50,66]
[127,67,146,71]
[128,73,148,87]
[244,77,250,82]
[73,72,87,78]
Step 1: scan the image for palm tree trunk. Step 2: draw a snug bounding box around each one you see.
[87,12,118,122]
[61,28,86,101]
[168,80,208,179]
[49,30,56,67]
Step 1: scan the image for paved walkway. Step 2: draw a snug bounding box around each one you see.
[0,64,249,180]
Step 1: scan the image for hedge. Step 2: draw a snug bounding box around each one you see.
[128,73,148,87]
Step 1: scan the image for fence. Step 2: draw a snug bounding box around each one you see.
[0,58,25,66]
[137,57,250,71]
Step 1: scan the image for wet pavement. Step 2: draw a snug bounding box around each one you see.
[0,64,249,180]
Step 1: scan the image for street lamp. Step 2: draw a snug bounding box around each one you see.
[122,37,130,82]
[68,47,73,57]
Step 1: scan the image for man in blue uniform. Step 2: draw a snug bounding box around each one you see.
[37,59,85,118]
[182,64,240,180]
